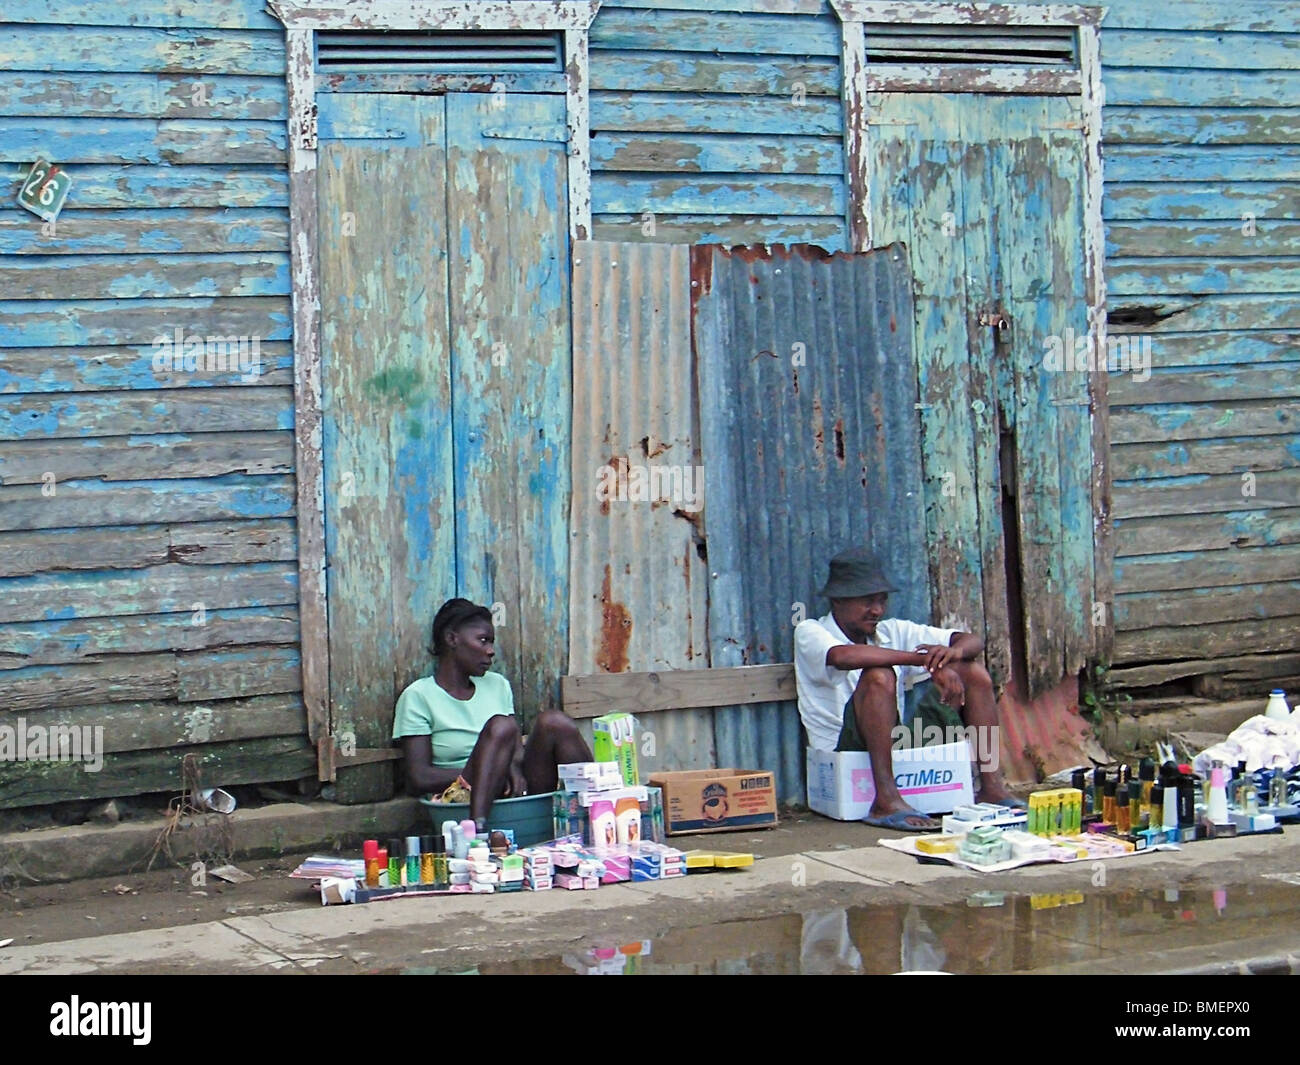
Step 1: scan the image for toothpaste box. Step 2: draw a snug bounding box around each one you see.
[559,761,623,790]
[577,785,649,808]
[640,786,664,844]
[593,713,640,786]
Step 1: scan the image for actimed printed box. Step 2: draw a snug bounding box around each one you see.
[805,742,976,820]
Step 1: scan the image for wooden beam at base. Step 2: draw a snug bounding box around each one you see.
[562,664,795,719]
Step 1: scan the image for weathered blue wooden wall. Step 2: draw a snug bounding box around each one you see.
[1076,0,1300,696]
[1,0,1295,807]
[0,0,309,806]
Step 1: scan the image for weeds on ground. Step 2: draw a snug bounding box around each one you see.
[144,754,233,872]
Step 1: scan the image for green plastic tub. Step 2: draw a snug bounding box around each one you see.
[419,790,558,847]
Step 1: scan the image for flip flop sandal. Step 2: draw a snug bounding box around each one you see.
[862,808,942,832]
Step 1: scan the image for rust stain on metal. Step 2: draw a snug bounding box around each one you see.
[596,564,631,674]
[639,435,669,459]
[689,244,713,313]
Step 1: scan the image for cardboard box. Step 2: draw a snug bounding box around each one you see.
[648,769,778,835]
[806,742,974,820]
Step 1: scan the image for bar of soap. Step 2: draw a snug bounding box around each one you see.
[915,835,960,855]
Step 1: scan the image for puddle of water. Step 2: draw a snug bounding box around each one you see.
[401,881,1300,975]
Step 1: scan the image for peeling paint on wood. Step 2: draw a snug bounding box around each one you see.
[271,0,602,32]
[831,2,1102,27]
[0,608,299,670]
[0,520,296,579]
[0,562,298,624]
[0,431,293,485]
[0,475,297,533]
[0,72,286,120]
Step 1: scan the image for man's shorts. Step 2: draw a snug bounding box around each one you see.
[834,680,943,752]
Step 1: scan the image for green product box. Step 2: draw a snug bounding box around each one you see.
[593,712,639,786]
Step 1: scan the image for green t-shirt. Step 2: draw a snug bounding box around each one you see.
[391,672,515,768]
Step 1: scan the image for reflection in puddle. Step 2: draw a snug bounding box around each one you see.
[405,881,1300,975]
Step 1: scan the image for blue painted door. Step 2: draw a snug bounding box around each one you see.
[317,92,570,801]
[870,93,1094,699]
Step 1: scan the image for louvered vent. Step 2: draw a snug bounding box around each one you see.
[316,31,564,73]
[864,23,1076,66]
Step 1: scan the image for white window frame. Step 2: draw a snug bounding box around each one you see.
[268,1,601,774]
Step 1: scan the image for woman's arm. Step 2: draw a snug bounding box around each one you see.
[399,735,465,796]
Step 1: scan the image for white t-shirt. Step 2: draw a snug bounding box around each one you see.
[793,612,958,752]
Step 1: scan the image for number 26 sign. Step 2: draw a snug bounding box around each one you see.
[17,158,72,221]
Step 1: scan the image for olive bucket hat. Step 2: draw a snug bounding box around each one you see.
[818,546,899,599]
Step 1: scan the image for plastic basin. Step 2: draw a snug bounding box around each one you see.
[419,790,558,847]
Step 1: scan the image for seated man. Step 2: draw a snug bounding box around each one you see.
[393,597,593,828]
[794,547,1019,831]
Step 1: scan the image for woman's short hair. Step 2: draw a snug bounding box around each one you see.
[430,598,493,656]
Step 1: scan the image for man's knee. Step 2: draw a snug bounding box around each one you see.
[854,666,896,697]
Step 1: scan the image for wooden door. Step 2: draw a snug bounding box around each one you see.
[318,92,571,802]
[870,93,1094,698]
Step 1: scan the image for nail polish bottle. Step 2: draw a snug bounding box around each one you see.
[1139,758,1156,808]
[1072,769,1091,816]
[419,835,436,885]
[1129,779,1146,830]
[433,832,448,889]
[388,838,405,886]
[362,839,380,888]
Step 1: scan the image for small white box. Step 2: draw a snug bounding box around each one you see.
[806,742,975,820]
[942,812,1027,836]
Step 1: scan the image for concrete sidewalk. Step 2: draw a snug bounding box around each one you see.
[5,818,1300,975]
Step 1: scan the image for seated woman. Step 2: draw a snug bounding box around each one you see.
[393,597,593,828]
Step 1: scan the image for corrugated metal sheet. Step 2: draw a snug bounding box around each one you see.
[998,676,1098,787]
[694,243,928,802]
[568,240,714,771]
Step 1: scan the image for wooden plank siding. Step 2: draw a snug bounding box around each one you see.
[588,0,851,248]
[0,0,303,806]
[1,0,1296,810]
[1078,0,1300,687]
